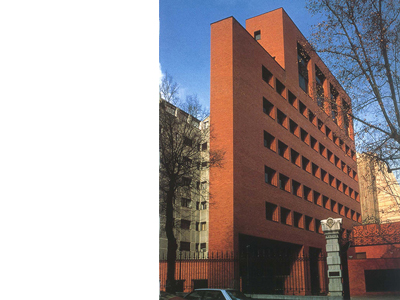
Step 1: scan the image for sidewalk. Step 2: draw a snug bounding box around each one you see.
[351,296,400,300]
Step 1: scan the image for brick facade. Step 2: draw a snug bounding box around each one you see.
[209,8,361,257]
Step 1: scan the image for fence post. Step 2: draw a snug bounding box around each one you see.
[321,217,343,298]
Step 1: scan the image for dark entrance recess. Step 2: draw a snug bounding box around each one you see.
[238,234,326,295]
[365,269,400,292]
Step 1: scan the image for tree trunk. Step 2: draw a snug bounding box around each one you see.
[165,188,177,293]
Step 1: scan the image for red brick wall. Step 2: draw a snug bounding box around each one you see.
[348,258,400,296]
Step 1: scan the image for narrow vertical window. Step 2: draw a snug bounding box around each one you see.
[262,65,273,86]
[330,84,338,124]
[254,30,261,40]
[315,66,325,108]
[298,43,310,93]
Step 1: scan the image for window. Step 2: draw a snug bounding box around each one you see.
[300,128,309,144]
[351,150,356,161]
[345,207,350,219]
[341,161,347,173]
[349,187,354,199]
[337,179,343,192]
[262,65,273,85]
[200,181,208,190]
[323,196,330,209]
[355,191,359,202]
[319,143,327,158]
[339,139,345,151]
[265,166,277,186]
[313,191,322,206]
[196,201,207,210]
[347,166,352,177]
[291,149,301,167]
[321,169,328,183]
[278,140,289,159]
[263,97,275,118]
[289,119,299,137]
[254,30,261,40]
[265,202,278,222]
[298,43,310,93]
[325,126,332,140]
[277,109,288,128]
[279,173,290,192]
[331,200,338,213]
[292,180,302,197]
[302,156,311,173]
[196,222,207,231]
[338,203,344,216]
[308,110,316,125]
[310,136,318,151]
[184,137,193,147]
[318,119,324,133]
[315,66,325,108]
[281,207,292,225]
[305,216,314,231]
[335,155,340,168]
[330,84,338,124]
[181,220,191,230]
[329,174,336,188]
[333,134,339,146]
[303,185,312,201]
[354,171,358,181]
[294,212,304,229]
[327,150,334,163]
[312,163,320,178]
[299,101,307,117]
[204,291,225,300]
[180,241,191,251]
[288,91,297,108]
[343,183,349,196]
[315,219,323,234]
[264,131,276,151]
[200,243,207,251]
[201,142,207,151]
[181,198,192,208]
[276,79,286,98]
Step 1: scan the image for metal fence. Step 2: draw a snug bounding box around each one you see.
[159,251,328,295]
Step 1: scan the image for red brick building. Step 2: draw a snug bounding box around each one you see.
[209,8,361,293]
[348,222,400,296]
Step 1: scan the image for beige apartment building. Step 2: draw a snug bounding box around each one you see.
[358,153,400,223]
[159,99,210,257]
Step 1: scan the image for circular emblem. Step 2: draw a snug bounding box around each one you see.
[326,218,334,228]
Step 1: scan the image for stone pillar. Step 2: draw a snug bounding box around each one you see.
[321,217,343,298]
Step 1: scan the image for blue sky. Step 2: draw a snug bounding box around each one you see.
[159,0,320,111]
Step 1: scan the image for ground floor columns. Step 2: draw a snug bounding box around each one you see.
[321,217,343,298]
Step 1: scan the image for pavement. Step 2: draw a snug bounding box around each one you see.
[350,296,400,300]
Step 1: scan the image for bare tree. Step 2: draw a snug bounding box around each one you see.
[159,74,224,293]
[306,0,400,173]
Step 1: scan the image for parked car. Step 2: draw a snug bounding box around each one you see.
[160,291,186,300]
[184,289,251,300]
